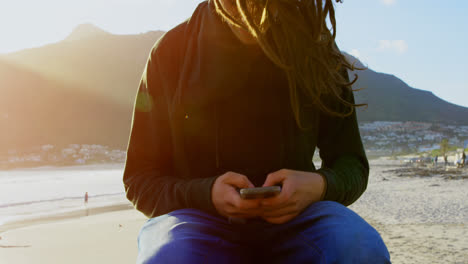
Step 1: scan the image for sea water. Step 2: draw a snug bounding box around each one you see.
[0,163,129,228]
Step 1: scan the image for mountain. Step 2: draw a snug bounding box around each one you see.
[1,23,467,154]
[345,53,468,124]
[0,59,130,153]
[4,24,165,106]
[64,23,111,41]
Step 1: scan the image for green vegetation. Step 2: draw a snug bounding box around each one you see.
[440,138,449,156]
[430,140,461,157]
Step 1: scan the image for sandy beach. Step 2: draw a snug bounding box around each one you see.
[0,208,147,264]
[1,159,467,263]
[350,159,468,263]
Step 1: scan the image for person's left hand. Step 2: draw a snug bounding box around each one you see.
[259,169,326,224]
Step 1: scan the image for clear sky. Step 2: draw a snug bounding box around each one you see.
[1,0,467,107]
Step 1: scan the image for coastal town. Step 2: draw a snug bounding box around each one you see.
[360,121,468,164]
[0,144,126,169]
[1,121,467,170]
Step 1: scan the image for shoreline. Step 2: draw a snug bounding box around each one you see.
[0,203,134,233]
[1,162,125,172]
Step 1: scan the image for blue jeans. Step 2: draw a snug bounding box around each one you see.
[137,201,391,263]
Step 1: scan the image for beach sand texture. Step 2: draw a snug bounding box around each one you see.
[0,209,147,264]
[1,159,467,263]
[350,159,468,263]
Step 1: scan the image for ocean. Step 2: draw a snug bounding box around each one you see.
[0,163,129,229]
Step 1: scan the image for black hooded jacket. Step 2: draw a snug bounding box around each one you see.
[123,0,369,218]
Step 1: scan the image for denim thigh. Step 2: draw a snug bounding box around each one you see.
[263,201,391,264]
[136,202,391,264]
[136,209,256,264]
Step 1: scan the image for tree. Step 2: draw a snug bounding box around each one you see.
[440,138,449,157]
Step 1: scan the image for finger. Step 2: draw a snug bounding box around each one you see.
[260,199,291,212]
[224,185,261,210]
[262,171,287,187]
[263,213,297,224]
[261,205,297,218]
[220,187,244,210]
[260,183,293,207]
[224,174,255,189]
[231,195,262,211]
[225,203,261,217]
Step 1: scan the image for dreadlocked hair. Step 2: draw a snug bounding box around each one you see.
[213,0,366,130]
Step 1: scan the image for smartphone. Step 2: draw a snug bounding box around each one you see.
[239,186,281,199]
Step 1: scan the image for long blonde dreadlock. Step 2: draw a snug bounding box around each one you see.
[213,0,365,130]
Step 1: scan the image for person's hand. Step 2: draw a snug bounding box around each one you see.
[260,169,326,224]
[211,171,263,219]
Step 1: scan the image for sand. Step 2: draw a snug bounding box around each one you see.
[349,159,468,263]
[1,159,467,263]
[0,208,147,264]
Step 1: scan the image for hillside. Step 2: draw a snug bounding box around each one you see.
[0,59,131,153]
[5,24,467,125]
[1,24,467,155]
[64,23,112,41]
[345,54,468,125]
[4,25,165,106]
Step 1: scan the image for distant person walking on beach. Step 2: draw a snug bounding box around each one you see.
[84,192,89,216]
[123,0,390,263]
[462,151,466,167]
[434,155,438,166]
[444,155,448,167]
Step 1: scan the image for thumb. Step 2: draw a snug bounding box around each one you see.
[224,174,254,189]
[262,171,286,187]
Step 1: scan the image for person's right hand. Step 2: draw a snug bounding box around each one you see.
[211,171,262,219]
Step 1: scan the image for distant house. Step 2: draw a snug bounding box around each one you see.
[41,144,54,151]
[75,158,86,164]
[62,148,76,156]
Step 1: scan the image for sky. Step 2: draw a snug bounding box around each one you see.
[0,0,467,108]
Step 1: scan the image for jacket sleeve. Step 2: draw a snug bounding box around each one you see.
[316,69,369,206]
[123,29,219,218]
